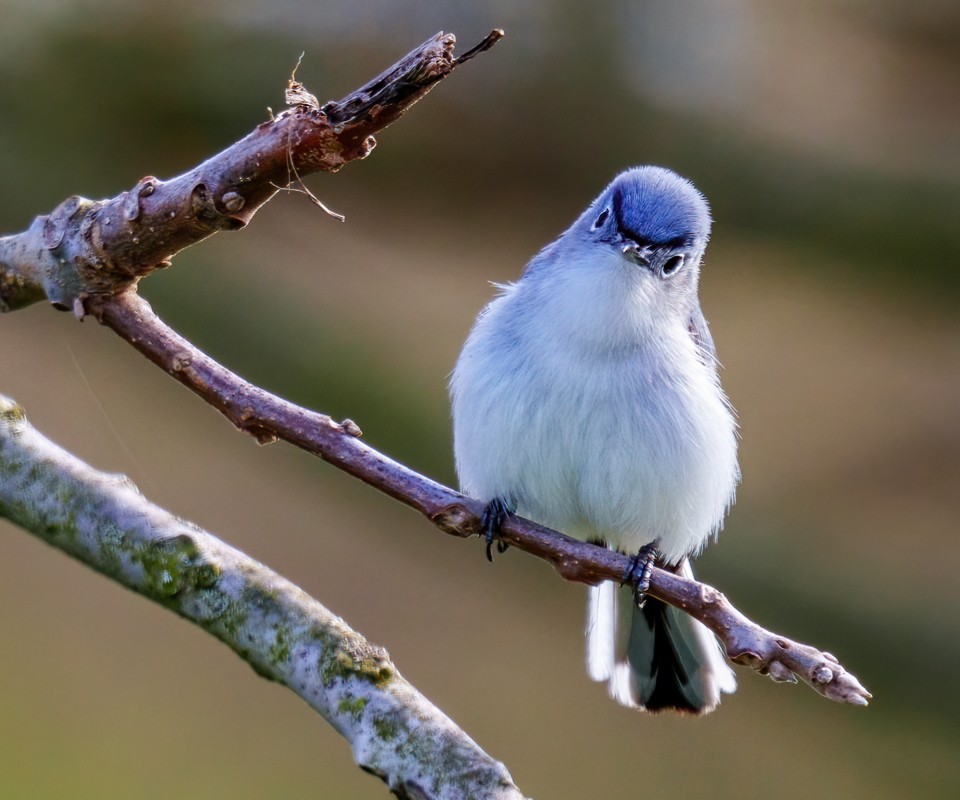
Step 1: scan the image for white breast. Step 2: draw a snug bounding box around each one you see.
[452,255,738,564]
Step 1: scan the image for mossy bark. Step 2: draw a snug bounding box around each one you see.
[0,395,526,800]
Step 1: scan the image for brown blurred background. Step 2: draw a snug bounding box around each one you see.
[1,1,958,798]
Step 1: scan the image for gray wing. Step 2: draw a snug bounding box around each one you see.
[687,305,718,370]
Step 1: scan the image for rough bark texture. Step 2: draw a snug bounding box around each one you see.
[0,30,503,312]
[0,396,527,800]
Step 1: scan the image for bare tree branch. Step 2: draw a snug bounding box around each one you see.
[0,25,869,737]
[0,395,528,800]
[0,29,503,312]
[87,289,871,707]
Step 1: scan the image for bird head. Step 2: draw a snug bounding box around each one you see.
[579,166,712,290]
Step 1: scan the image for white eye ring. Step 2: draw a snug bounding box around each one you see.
[592,207,610,230]
[661,254,684,276]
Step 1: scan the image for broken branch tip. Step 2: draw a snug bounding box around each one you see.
[455,29,505,65]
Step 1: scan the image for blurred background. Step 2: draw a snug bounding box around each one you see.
[1,1,958,797]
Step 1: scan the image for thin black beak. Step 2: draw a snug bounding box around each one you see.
[621,242,651,268]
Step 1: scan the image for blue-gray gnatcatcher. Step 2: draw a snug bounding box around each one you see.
[451,166,739,713]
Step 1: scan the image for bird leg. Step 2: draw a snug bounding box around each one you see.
[480,498,512,562]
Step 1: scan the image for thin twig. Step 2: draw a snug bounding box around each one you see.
[280,134,346,221]
[454,29,505,65]
[87,289,871,707]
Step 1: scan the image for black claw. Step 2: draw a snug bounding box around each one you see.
[621,543,659,608]
[480,498,511,562]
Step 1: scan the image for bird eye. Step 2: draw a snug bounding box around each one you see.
[662,254,684,276]
[592,207,610,229]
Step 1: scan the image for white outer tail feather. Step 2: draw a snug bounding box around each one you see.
[587,579,618,682]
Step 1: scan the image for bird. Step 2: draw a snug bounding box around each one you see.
[450,166,739,713]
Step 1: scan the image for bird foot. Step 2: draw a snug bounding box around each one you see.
[621,543,659,608]
[480,498,511,562]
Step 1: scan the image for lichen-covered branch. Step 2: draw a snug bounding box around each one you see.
[0,395,527,800]
[89,290,871,707]
[0,29,502,312]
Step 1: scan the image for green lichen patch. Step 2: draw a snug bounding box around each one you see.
[372,716,402,742]
[320,639,394,688]
[217,597,250,639]
[129,533,219,601]
[194,561,221,588]
[43,511,79,544]
[337,696,368,721]
[0,400,26,424]
[269,623,292,665]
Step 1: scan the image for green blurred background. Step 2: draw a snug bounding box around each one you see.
[1,1,958,797]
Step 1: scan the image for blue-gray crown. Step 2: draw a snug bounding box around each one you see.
[607,166,711,248]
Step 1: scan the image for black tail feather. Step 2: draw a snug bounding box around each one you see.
[631,598,701,713]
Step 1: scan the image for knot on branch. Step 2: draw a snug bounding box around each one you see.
[127,532,222,600]
[430,501,480,538]
[0,395,27,426]
[32,181,252,309]
[121,176,159,222]
[325,639,395,688]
